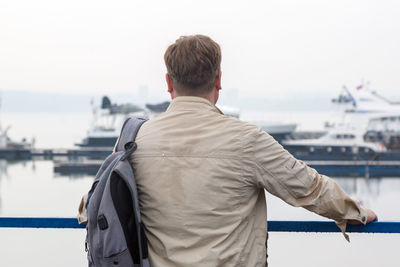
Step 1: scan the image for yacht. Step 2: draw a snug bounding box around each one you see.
[283,125,385,161]
[283,85,400,161]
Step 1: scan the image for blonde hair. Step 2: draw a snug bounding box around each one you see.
[164,35,221,94]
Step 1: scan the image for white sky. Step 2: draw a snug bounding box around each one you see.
[1,0,399,99]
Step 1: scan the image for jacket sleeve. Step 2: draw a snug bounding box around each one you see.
[249,127,368,240]
[77,193,88,225]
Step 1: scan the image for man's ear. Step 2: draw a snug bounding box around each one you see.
[166,74,173,93]
[166,74,176,98]
[215,71,222,90]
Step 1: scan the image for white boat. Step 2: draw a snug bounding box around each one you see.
[0,123,32,159]
[283,85,400,160]
[284,125,385,151]
[76,96,149,148]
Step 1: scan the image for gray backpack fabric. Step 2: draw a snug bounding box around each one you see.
[85,117,150,267]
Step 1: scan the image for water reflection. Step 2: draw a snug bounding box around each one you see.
[0,160,94,217]
[0,159,399,219]
[334,177,381,207]
[0,160,8,211]
[0,160,35,213]
[53,172,94,181]
[0,160,9,178]
[333,177,400,220]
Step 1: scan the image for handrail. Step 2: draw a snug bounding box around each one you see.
[268,220,400,233]
[0,217,399,233]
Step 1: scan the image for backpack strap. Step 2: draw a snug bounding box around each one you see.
[115,117,147,152]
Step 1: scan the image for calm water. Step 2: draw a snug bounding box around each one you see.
[0,112,399,266]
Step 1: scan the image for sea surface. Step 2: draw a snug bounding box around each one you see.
[0,111,399,266]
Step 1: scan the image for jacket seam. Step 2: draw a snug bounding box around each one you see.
[236,124,252,267]
[134,154,241,160]
[253,157,299,201]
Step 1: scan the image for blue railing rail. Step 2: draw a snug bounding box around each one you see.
[0,217,399,233]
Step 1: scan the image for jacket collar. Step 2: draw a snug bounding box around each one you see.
[166,96,224,115]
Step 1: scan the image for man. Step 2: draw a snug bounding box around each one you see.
[130,35,377,266]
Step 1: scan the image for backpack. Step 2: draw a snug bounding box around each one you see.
[85,117,150,267]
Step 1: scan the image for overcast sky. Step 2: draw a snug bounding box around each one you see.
[1,0,399,100]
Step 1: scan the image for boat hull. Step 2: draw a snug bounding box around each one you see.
[284,144,382,161]
[0,149,32,160]
[308,160,400,177]
[75,137,117,148]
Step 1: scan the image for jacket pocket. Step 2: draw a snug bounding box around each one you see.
[97,213,130,259]
[104,248,133,266]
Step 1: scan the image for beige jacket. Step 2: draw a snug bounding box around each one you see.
[129,96,367,267]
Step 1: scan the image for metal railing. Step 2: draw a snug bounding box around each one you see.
[0,217,399,233]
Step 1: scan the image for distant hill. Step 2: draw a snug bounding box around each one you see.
[1,90,93,113]
[0,90,164,113]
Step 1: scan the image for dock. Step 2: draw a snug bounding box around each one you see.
[308,160,400,177]
[53,160,103,175]
[1,145,399,177]
[53,158,400,177]
[31,147,112,159]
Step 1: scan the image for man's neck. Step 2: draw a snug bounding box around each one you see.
[172,90,218,105]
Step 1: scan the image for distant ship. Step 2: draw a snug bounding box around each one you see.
[330,84,400,114]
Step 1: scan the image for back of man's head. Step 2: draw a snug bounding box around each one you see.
[164,35,222,95]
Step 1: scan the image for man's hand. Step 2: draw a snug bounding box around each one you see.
[348,208,378,225]
[365,208,378,223]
